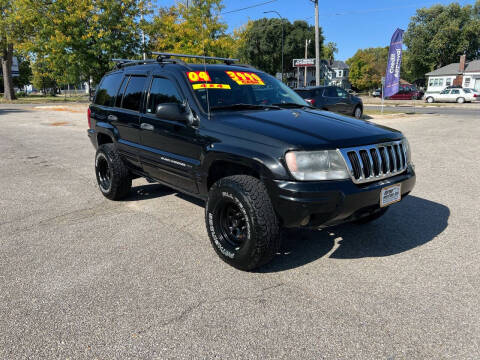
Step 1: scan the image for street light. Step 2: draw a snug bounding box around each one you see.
[264,11,285,83]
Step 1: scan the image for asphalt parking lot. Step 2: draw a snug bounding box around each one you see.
[1,104,479,359]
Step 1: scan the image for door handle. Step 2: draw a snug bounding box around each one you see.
[107,114,118,121]
[140,123,154,131]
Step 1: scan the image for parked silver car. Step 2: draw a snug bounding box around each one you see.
[425,88,476,103]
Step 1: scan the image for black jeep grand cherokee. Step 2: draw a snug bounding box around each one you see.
[88,53,415,270]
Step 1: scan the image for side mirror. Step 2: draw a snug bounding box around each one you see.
[155,103,189,123]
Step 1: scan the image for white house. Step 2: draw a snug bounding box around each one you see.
[286,60,351,89]
[425,55,480,93]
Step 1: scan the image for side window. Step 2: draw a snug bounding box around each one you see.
[324,87,337,97]
[121,76,147,112]
[147,77,184,114]
[94,72,123,107]
[336,87,348,98]
[451,89,460,95]
[440,90,450,95]
[115,76,129,108]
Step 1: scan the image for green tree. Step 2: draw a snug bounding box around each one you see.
[147,0,237,61]
[13,55,32,90]
[404,1,480,79]
[347,47,388,91]
[237,18,323,76]
[1,0,22,100]
[322,42,338,63]
[31,57,57,95]
[19,0,145,89]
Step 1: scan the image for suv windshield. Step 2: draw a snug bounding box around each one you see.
[187,69,308,111]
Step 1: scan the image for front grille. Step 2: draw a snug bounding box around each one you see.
[339,140,408,184]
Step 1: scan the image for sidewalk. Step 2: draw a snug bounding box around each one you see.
[360,96,480,108]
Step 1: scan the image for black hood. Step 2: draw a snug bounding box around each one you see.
[212,108,402,149]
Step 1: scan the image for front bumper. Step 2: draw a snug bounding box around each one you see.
[268,165,416,228]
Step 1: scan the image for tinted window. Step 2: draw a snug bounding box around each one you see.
[324,87,337,97]
[115,76,129,108]
[94,72,123,107]
[294,90,313,99]
[335,87,348,98]
[463,88,471,93]
[147,78,184,114]
[451,89,460,95]
[122,76,147,112]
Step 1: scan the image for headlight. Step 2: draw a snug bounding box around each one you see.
[285,150,350,181]
[403,138,412,165]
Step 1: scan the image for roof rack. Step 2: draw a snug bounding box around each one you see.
[152,52,239,65]
[112,59,158,69]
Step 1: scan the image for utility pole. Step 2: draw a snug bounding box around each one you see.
[304,39,311,87]
[312,0,320,86]
[264,11,285,83]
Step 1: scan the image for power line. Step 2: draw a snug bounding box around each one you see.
[221,0,277,15]
[304,0,445,20]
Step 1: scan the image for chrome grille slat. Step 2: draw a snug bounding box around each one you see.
[339,140,408,184]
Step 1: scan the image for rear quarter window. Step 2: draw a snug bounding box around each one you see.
[94,72,123,107]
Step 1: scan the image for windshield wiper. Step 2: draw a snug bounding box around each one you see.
[210,103,281,111]
[272,102,314,109]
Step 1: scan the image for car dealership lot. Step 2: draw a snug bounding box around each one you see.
[0,105,479,359]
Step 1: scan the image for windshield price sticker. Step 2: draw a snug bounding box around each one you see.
[192,83,231,90]
[187,71,211,83]
[226,71,265,86]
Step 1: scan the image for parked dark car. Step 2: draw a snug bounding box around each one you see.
[387,85,424,100]
[294,86,364,119]
[88,53,415,270]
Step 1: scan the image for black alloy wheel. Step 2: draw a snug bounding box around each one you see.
[95,143,132,200]
[218,201,249,248]
[96,154,112,193]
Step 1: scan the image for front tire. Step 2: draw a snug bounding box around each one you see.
[95,144,132,200]
[354,106,363,119]
[457,97,465,104]
[205,175,280,271]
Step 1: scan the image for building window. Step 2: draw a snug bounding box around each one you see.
[446,78,452,86]
[433,78,439,86]
[465,78,471,87]
[429,79,434,87]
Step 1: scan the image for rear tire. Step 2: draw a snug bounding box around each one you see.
[457,97,465,104]
[95,144,132,200]
[205,175,280,271]
[354,208,389,224]
[426,97,434,103]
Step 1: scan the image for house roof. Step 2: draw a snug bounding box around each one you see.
[331,60,349,70]
[426,59,480,76]
[465,60,480,73]
[425,63,462,76]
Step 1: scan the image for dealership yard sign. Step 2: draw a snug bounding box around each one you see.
[293,58,316,68]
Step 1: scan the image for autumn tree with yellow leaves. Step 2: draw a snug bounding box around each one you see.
[147,0,238,61]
